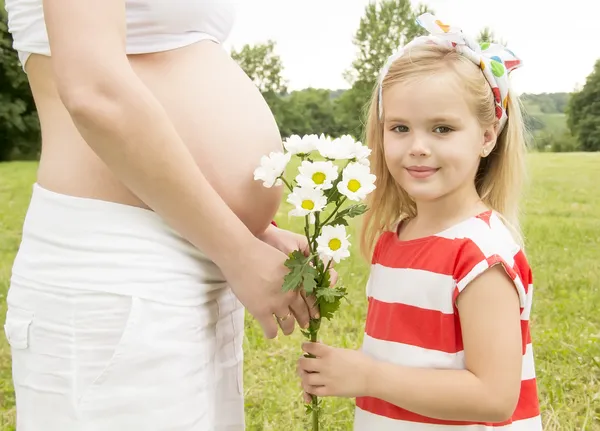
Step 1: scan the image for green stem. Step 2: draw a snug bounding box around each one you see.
[319,260,332,286]
[304,215,312,254]
[311,213,320,265]
[310,323,319,430]
[321,196,348,226]
[280,176,294,192]
[310,196,347,248]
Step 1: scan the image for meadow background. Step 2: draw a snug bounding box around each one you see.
[1,0,600,429]
[1,153,599,430]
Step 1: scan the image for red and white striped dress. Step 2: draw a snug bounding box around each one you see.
[354,210,543,430]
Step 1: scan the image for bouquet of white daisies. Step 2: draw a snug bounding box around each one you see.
[254,133,376,430]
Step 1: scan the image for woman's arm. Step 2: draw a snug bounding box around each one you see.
[42,0,311,337]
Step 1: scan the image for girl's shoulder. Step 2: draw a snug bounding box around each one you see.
[449,210,532,310]
[371,210,532,288]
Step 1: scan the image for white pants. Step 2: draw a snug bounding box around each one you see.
[4,184,245,430]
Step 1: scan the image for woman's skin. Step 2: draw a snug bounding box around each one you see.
[31,0,314,338]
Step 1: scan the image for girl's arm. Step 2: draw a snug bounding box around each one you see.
[299,265,523,422]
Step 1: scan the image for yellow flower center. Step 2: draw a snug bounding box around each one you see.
[328,238,342,251]
[312,172,326,185]
[348,179,361,192]
[301,200,315,210]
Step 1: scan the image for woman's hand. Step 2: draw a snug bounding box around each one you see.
[224,224,340,339]
[297,342,374,401]
[219,237,305,338]
[258,224,339,287]
[258,224,339,321]
[257,224,310,256]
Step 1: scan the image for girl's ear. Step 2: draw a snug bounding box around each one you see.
[481,124,498,157]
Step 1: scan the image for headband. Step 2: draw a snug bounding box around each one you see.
[377,13,523,132]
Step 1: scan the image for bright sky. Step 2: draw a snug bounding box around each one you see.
[224,0,600,95]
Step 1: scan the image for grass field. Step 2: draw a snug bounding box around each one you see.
[0,153,599,430]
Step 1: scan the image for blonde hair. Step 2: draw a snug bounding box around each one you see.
[360,44,528,260]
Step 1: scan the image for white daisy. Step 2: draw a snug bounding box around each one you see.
[295,160,339,190]
[283,134,319,155]
[316,225,351,263]
[287,187,327,218]
[316,134,357,160]
[354,142,372,166]
[253,151,292,188]
[337,162,377,201]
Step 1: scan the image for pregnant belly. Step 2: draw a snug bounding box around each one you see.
[31,41,284,235]
[135,41,285,234]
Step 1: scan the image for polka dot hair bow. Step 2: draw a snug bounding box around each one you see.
[378,12,523,132]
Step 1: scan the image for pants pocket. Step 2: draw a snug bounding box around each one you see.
[4,305,35,391]
[76,296,141,407]
[4,306,34,350]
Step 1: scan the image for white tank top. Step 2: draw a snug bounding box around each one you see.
[4,0,237,69]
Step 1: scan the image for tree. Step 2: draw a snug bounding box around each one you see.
[476,26,506,46]
[275,89,341,139]
[344,1,431,87]
[0,8,41,161]
[521,93,570,114]
[567,59,600,151]
[336,0,432,139]
[230,40,287,97]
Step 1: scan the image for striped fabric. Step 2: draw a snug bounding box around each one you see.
[354,211,542,430]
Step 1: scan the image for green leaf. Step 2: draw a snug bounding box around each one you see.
[316,286,346,302]
[282,250,318,294]
[329,216,349,226]
[283,250,310,292]
[329,203,367,226]
[318,298,342,320]
[304,399,322,414]
[302,267,318,295]
[317,286,348,320]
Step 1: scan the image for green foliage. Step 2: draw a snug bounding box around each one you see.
[274,88,343,139]
[0,9,40,161]
[317,286,347,321]
[329,203,367,227]
[522,93,570,114]
[230,40,287,95]
[345,0,431,86]
[1,0,592,160]
[567,59,600,151]
[283,250,318,294]
[475,26,508,46]
[335,1,432,141]
[532,130,580,153]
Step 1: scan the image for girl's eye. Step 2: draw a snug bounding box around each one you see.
[392,125,409,133]
[434,126,453,134]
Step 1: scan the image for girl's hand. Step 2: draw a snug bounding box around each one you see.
[297,342,374,400]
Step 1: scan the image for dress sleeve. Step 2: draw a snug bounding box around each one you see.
[452,238,529,310]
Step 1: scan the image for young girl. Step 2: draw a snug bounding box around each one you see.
[297,13,543,430]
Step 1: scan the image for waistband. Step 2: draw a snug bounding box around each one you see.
[10,184,228,306]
